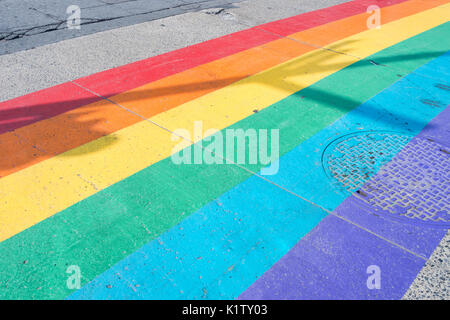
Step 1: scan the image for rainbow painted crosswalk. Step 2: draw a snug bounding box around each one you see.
[0,0,449,299]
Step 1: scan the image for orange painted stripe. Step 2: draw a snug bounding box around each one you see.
[0,0,447,179]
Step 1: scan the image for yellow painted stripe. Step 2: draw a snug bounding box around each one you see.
[0,5,448,242]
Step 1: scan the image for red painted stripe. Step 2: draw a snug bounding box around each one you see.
[0,0,409,134]
[0,83,100,134]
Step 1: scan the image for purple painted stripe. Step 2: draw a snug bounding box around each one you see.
[238,215,425,300]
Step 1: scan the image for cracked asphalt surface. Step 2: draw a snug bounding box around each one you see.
[0,0,245,55]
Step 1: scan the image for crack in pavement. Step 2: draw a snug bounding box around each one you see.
[0,0,242,42]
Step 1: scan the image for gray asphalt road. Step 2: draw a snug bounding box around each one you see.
[0,0,246,55]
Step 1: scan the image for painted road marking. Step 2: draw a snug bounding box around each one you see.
[68,48,450,300]
[0,24,448,299]
[0,6,448,243]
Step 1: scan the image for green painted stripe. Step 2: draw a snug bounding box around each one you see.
[0,23,448,300]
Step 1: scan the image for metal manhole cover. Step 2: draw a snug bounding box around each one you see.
[322,131,450,227]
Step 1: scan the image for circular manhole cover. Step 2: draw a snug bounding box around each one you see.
[322,131,450,227]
